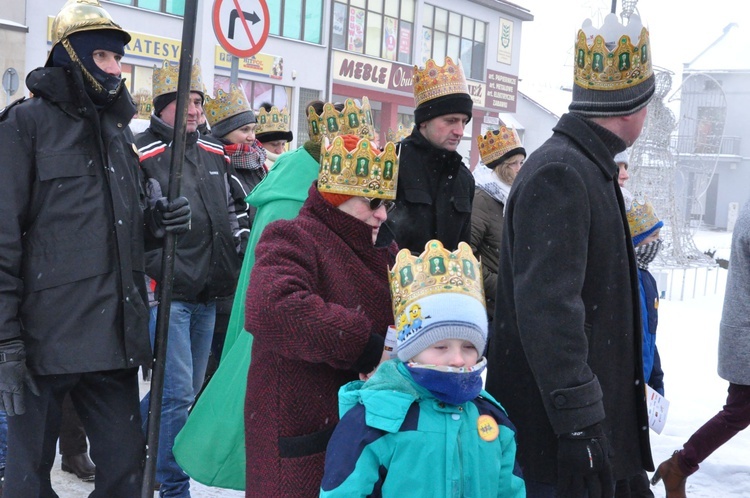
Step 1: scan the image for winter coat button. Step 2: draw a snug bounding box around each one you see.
[554,394,566,407]
[635,379,640,386]
[452,414,460,420]
[117,123,123,128]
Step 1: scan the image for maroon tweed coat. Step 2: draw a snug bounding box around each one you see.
[244,185,397,497]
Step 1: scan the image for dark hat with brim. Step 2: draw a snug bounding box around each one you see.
[257,130,294,144]
[414,93,473,126]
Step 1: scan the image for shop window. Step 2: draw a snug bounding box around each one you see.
[106,0,185,16]
[267,0,323,44]
[421,4,486,80]
[332,0,415,63]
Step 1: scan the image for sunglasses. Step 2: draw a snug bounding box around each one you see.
[363,197,396,213]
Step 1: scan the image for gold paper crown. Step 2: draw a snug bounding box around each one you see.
[574,15,652,91]
[318,136,398,199]
[152,60,203,99]
[255,105,291,135]
[413,57,470,107]
[477,126,523,166]
[386,123,414,142]
[626,198,661,239]
[204,85,250,127]
[307,97,375,143]
[389,240,485,323]
[50,0,130,46]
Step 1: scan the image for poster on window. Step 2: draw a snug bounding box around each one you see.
[348,7,365,53]
[497,17,513,65]
[398,23,412,63]
[383,17,397,60]
[421,28,432,65]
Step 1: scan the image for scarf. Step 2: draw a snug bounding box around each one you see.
[406,357,487,405]
[473,163,511,205]
[635,238,663,270]
[265,149,280,169]
[224,141,267,171]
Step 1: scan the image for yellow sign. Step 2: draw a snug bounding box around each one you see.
[214,48,283,79]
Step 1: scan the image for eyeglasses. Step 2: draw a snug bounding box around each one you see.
[363,197,396,213]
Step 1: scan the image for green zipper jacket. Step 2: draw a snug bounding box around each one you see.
[320,360,525,497]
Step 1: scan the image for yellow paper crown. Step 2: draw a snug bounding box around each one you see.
[318,136,398,199]
[389,240,485,323]
[255,105,291,135]
[152,59,203,99]
[477,126,523,166]
[413,57,470,107]
[204,85,250,127]
[386,123,414,142]
[574,14,652,91]
[626,198,662,240]
[307,97,375,143]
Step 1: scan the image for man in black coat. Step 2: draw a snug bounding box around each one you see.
[485,13,656,498]
[136,60,249,497]
[379,57,474,253]
[0,1,189,495]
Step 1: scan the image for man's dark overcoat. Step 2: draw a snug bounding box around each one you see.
[485,112,653,484]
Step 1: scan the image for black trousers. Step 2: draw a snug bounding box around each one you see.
[59,393,88,456]
[4,368,145,498]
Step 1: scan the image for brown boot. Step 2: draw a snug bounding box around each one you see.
[651,451,689,498]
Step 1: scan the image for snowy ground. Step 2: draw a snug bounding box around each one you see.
[50,228,748,496]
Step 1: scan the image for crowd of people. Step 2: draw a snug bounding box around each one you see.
[1,1,749,498]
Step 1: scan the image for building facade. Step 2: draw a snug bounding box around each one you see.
[15,0,533,165]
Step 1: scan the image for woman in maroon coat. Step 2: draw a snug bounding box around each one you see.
[243,134,399,497]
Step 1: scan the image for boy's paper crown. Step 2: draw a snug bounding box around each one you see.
[389,240,487,361]
[255,104,292,139]
[627,198,663,246]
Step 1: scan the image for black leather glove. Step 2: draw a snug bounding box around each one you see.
[557,423,614,498]
[153,196,191,236]
[0,339,40,416]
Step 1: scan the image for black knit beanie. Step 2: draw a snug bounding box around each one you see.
[414,93,473,126]
[211,110,256,138]
[569,73,656,117]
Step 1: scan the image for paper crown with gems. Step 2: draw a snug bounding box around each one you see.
[152,59,204,99]
[255,105,291,135]
[389,240,487,361]
[318,136,398,199]
[386,123,414,142]
[307,97,375,143]
[477,126,525,167]
[570,14,655,116]
[204,85,251,128]
[626,197,663,246]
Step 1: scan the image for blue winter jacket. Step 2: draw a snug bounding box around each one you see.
[320,360,525,498]
[639,269,664,395]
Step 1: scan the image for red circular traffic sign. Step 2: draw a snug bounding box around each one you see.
[212,0,270,58]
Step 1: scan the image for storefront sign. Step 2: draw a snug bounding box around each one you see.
[485,69,518,113]
[333,51,414,95]
[497,18,513,65]
[214,47,283,79]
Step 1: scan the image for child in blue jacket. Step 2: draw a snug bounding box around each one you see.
[626,196,665,395]
[320,241,525,498]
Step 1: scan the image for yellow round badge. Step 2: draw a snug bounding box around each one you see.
[477,414,499,442]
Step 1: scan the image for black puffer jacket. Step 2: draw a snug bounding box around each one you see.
[0,65,152,374]
[136,116,247,302]
[379,128,474,253]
